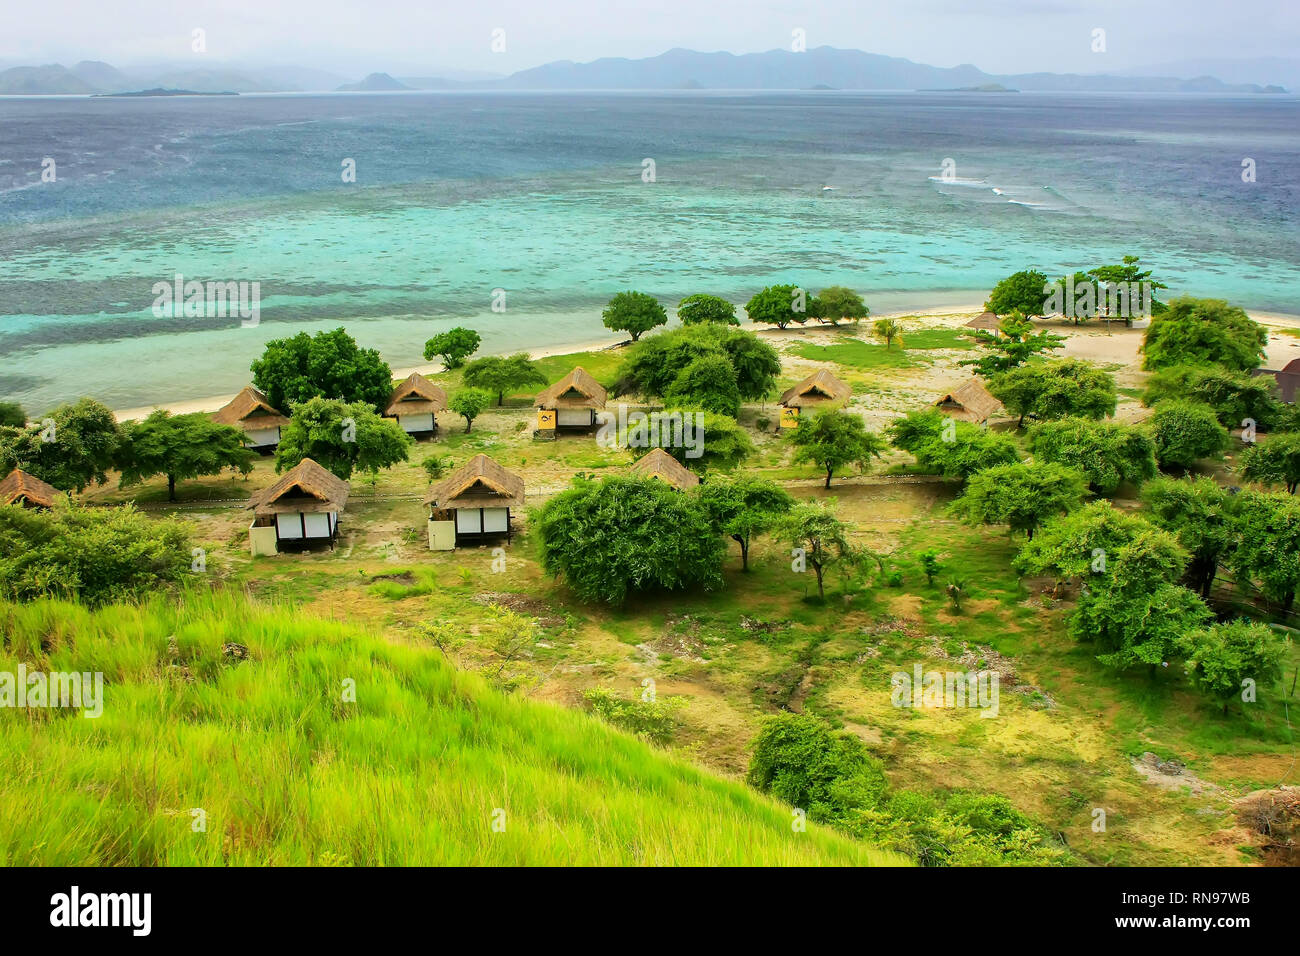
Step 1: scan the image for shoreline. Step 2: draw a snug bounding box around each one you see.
[111,302,1300,421]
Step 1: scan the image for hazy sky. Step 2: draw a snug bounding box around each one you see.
[5,0,1298,77]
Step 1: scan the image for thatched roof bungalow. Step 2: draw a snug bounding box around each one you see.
[424,453,524,548]
[211,386,289,450]
[630,448,700,490]
[385,372,447,436]
[965,311,1002,335]
[0,468,60,509]
[534,366,607,434]
[244,458,349,555]
[933,378,1003,424]
[776,369,852,430]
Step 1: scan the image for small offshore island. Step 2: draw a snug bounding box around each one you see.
[93,87,238,97]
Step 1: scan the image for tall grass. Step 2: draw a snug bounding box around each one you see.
[0,590,903,866]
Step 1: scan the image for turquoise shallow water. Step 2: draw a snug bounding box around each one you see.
[1,91,1297,412]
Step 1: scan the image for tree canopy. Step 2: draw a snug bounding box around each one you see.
[1180,620,1287,714]
[887,410,1021,480]
[535,475,725,605]
[989,358,1117,426]
[664,354,742,417]
[1240,432,1300,494]
[986,270,1050,317]
[1140,476,1236,598]
[676,294,739,326]
[449,388,492,433]
[0,397,122,493]
[602,291,667,342]
[697,475,794,570]
[815,286,868,325]
[1147,400,1230,470]
[614,325,779,405]
[1141,297,1267,373]
[1029,418,1157,495]
[961,311,1065,377]
[745,284,810,329]
[1142,364,1280,429]
[792,409,887,488]
[274,396,413,480]
[422,327,481,369]
[117,410,254,501]
[250,327,393,413]
[461,353,549,406]
[1228,490,1300,611]
[781,500,856,600]
[950,461,1087,539]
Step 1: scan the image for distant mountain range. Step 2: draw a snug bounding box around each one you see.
[0,48,1292,95]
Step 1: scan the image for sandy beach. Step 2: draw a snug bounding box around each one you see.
[111,303,1300,422]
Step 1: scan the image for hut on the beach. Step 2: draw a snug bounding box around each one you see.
[211,386,290,451]
[630,447,700,490]
[965,311,1002,336]
[424,453,524,550]
[777,370,852,430]
[245,458,349,555]
[933,378,1003,424]
[534,366,607,439]
[0,468,60,509]
[384,372,447,437]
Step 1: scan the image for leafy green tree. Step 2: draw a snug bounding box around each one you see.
[1148,400,1230,470]
[792,409,887,488]
[747,713,887,826]
[873,317,904,349]
[1012,500,1155,582]
[918,549,944,586]
[886,410,1021,480]
[250,327,393,412]
[1069,529,1209,672]
[745,284,811,329]
[697,475,795,570]
[781,500,854,599]
[950,462,1087,540]
[274,396,413,480]
[422,327,481,369]
[1029,417,1158,495]
[664,354,742,417]
[1087,255,1168,323]
[462,353,548,406]
[0,502,191,606]
[614,325,778,404]
[0,397,122,493]
[117,410,254,501]
[676,294,738,326]
[535,475,724,605]
[0,402,25,427]
[1229,490,1300,611]
[1241,433,1300,494]
[1180,620,1288,714]
[1048,270,1095,324]
[634,410,754,473]
[989,358,1117,427]
[1142,364,1279,428]
[1141,476,1237,598]
[602,290,667,342]
[816,286,868,325]
[1141,297,1267,373]
[449,388,492,433]
[986,270,1050,317]
[961,311,1065,377]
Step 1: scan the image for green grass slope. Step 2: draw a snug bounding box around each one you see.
[0,591,903,866]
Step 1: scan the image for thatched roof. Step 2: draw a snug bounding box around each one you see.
[211,385,289,431]
[965,311,1001,332]
[0,468,60,508]
[779,369,852,408]
[630,448,700,490]
[385,372,447,417]
[535,366,607,409]
[425,453,525,509]
[246,458,349,515]
[934,378,1003,423]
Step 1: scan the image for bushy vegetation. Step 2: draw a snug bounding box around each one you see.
[747,714,1071,866]
[1029,418,1157,494]
[251,327,393,413]
[535,475,725,605]
[989,358,1117,426]
[275,396,413,480]
[1141,297,1267,373]
[888,410,1021,479]
[0,397,122,493]
[0,502,191,605]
